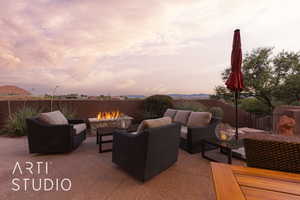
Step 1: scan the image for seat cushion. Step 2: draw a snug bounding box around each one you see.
[37,110,68,125]
[173,110,191,125]
[181,126,188,139]
[163,109,177,120]
[187,112,212,127]
[137,117,172,133]
[73,123,87,135]
[129,131,139,135]
[137,122,146,133]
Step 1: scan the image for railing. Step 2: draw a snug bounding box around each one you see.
[249,112,273,131]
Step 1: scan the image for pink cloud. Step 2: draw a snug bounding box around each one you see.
[1,0,300,95]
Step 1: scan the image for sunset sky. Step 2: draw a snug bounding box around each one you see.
[1,0,300,95]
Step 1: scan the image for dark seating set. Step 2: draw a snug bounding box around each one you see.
[26,109,220,181]
[26,109,300,181]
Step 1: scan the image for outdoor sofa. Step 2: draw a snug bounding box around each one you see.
[112,117,180,182]
[26,110,86,154]
[244,133,300,174]
[164,109,221,154]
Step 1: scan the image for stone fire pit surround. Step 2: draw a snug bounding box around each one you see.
[88,115,133,135]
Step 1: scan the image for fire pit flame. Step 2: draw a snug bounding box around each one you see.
[97,111,121,120]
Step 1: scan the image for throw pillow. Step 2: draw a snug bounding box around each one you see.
[37,110,68,125]
[173,110,191,125]
[137,117,172,133]
[187,112,212,127]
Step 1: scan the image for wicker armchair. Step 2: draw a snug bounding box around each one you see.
[244,133,300,174]
[26,118,86,154]
[112,123,180,182]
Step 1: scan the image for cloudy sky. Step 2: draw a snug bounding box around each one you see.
[1,0,300,95]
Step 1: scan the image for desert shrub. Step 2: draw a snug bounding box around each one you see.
[56,104,77,119]
[4,103,77,136]
[174,101,207,112]
[291,101,300,106]
[0,128,6,135]
[209,107,224,119]
[239,98,270,114]
[5,107,42,136]
[143,95,173,118]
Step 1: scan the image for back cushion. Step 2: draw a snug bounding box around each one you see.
[173,110,191,125]
[137,117,172,133]
[187,112,212,127]
[163,109,177,120]
[37,110,68,125]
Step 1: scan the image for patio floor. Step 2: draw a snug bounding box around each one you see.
[0,136,244,200]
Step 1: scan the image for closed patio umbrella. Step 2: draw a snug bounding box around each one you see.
[225,29,244,140]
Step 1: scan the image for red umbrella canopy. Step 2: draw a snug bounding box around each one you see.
[225,29,244,91]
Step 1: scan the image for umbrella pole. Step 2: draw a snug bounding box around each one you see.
[235,90,239,140]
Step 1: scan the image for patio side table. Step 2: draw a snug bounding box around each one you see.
[97,127,115,153]
[201,138,244,164]
[97,127,128,153]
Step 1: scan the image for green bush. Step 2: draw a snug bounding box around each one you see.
[209,107,224,119]
[143,95,173,118]
[239,98,270,114]
[174,101,207,112]
[291,101,300,106]
[5,107,42,136]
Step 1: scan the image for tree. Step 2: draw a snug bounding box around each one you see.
[239,98,270,114]
[210,86,234,103]
[212,48,300,113]
[143,95,173,118]
[272,50,300,103]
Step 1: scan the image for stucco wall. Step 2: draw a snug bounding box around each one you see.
[0,99,254,129]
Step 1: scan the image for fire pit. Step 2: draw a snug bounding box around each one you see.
[88,111,133,134]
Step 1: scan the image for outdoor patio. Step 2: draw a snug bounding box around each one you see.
[0,136,244,200]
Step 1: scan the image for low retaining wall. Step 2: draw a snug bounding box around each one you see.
[0,99,254,129]
[0,100,144,128]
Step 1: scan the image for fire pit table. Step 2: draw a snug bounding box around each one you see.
[88,116,133,134]
[87,111,133,149]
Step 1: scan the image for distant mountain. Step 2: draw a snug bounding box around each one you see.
[167,94,210,99]
[126,94,210,99]
[0,85,31,96]
[126,95,146,99]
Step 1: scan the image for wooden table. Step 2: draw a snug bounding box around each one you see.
[211,162,300,200]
